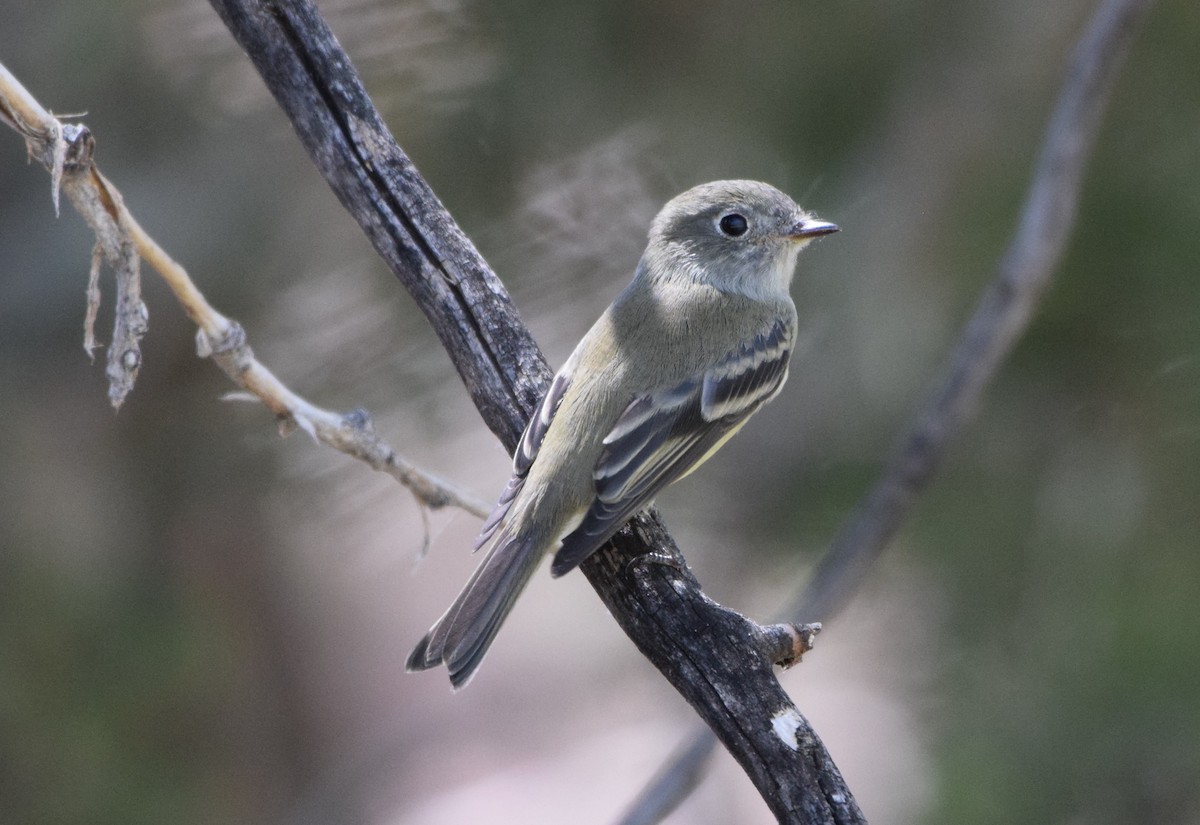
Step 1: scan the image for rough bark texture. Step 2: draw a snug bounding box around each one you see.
[206,0,863,821]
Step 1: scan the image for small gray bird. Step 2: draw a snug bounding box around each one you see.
[407,180,838,688]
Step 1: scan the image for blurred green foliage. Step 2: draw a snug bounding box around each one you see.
[2,1,1198,823]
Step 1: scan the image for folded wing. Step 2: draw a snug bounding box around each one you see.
[551,319,793,575]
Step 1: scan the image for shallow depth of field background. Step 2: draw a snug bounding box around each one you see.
[2,2,1199,823]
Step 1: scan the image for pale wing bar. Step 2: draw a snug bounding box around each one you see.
[474,367,572,549]
[550,320,792,576]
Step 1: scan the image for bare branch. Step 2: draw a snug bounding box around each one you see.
[0,70,148,406]
[621,0,1156,818]
[204,1,862,821]
[790,0,1155,626]
[0,60,488,518]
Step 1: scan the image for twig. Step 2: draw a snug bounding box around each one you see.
[0,71,147,407]
[206,1,863,821]
[0,61,488,518]
[618,0,1156,819]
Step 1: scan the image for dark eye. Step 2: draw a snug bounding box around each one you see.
[718,213,749,237]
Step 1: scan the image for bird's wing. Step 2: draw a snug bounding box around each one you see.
[473,366,573,549]
[409,366,573,683]
[551,318,793,575]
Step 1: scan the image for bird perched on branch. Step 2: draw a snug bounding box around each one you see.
[407,179,838,688]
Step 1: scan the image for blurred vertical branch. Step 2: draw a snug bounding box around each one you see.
[791,0,1155,626]
[617,0,1156,821]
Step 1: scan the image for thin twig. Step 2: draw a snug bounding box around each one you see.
[0,61,489,518]
[618,0,1155,820]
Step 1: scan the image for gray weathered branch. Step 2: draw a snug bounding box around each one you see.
[204,0,862,821]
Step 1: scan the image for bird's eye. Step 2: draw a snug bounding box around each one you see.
[718,213,749,237]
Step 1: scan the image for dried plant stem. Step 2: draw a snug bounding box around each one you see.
[0,60,488,518]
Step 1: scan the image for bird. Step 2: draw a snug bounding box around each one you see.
[407,179,838,688]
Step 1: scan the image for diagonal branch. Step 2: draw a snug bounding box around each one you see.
[0,60,489,519]
[205,1,861,822]
[789,0,1155,626]
[617,0,1156,821]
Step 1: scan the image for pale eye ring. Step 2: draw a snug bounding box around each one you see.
[718,213,749,237]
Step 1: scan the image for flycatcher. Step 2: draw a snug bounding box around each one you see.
[408,180,838,687]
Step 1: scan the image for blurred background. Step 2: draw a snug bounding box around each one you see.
[2,1,1198,823]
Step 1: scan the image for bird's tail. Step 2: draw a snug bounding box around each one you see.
[406,529,546,689]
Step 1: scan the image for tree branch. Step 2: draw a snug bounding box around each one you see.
[0,60,488,519]
[204,0,862,821]
[790,0,1155,625]
[618,0,1156,820]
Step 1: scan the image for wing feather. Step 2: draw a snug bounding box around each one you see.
[551,318,793,575]
[474,366,572,549]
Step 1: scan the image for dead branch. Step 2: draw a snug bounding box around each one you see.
[0,61,488,519]
[204,0,863,821]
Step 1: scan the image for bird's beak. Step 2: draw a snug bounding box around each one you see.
[788,218,840,240]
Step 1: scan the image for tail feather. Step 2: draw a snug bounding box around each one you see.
[406,530,545,688]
